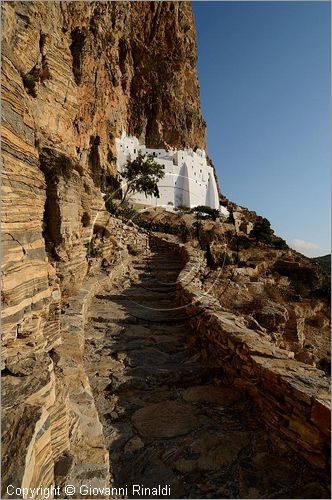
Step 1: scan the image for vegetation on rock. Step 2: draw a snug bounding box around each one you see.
[120,152,165,204]
[175,205,191,214]
[250,216,288,248]
[192,205,220,220]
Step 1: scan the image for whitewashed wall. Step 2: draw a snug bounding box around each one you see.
[115,133,221,211]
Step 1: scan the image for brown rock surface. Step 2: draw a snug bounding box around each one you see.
[182,384,243,405]
[2,1,205,494]
[132,400,199,438]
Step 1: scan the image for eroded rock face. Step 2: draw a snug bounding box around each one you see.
[1,1,206,494]
[3,0,205,294]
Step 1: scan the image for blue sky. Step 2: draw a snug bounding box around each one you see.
[192,1,330,257]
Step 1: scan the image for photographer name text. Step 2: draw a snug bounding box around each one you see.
[7,483,171,498]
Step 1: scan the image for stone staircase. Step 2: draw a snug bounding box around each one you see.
[282,305,305,349]
[83,247,329,499]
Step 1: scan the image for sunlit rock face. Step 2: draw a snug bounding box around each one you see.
[1,1,207,494]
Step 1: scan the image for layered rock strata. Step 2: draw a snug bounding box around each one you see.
[1,219,149,497]
[1,1,204,496]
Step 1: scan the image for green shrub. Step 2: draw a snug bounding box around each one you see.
[105,196,118,215]
[135,219,188,236]
[175,205,191,214]
[105,197,140,223]
[192,205,219,221]
[272,236,288,249]
[177,224,189,241]
[206,227,216,240]
[236,236,251,250]
[250,217,274,242]
[117,206,139,221]
[250,218,288,249]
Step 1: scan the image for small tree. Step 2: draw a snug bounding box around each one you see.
[120,152,165,204]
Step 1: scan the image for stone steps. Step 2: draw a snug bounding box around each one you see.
[83,248,328,499]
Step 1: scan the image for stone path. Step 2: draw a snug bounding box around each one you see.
[85,250,329,499]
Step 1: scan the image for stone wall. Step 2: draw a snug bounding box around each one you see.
[152,236,331,474]
[107,216,149,254]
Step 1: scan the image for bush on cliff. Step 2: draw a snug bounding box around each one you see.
[250,217,287,249]
[105,196,118,215]
[120,152,165,204]
[250,217,274,242]
[192,205,219,221]
[175,205,191,214]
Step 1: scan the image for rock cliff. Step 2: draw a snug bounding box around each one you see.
[1,1,206,495]
[2,1,330,497]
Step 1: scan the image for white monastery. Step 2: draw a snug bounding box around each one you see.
[115,133,228,216]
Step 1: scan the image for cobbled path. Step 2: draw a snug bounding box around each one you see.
[85,250,329,499]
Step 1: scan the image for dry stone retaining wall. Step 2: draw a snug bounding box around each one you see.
[107,217,149,254]
[152,236,331,474]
